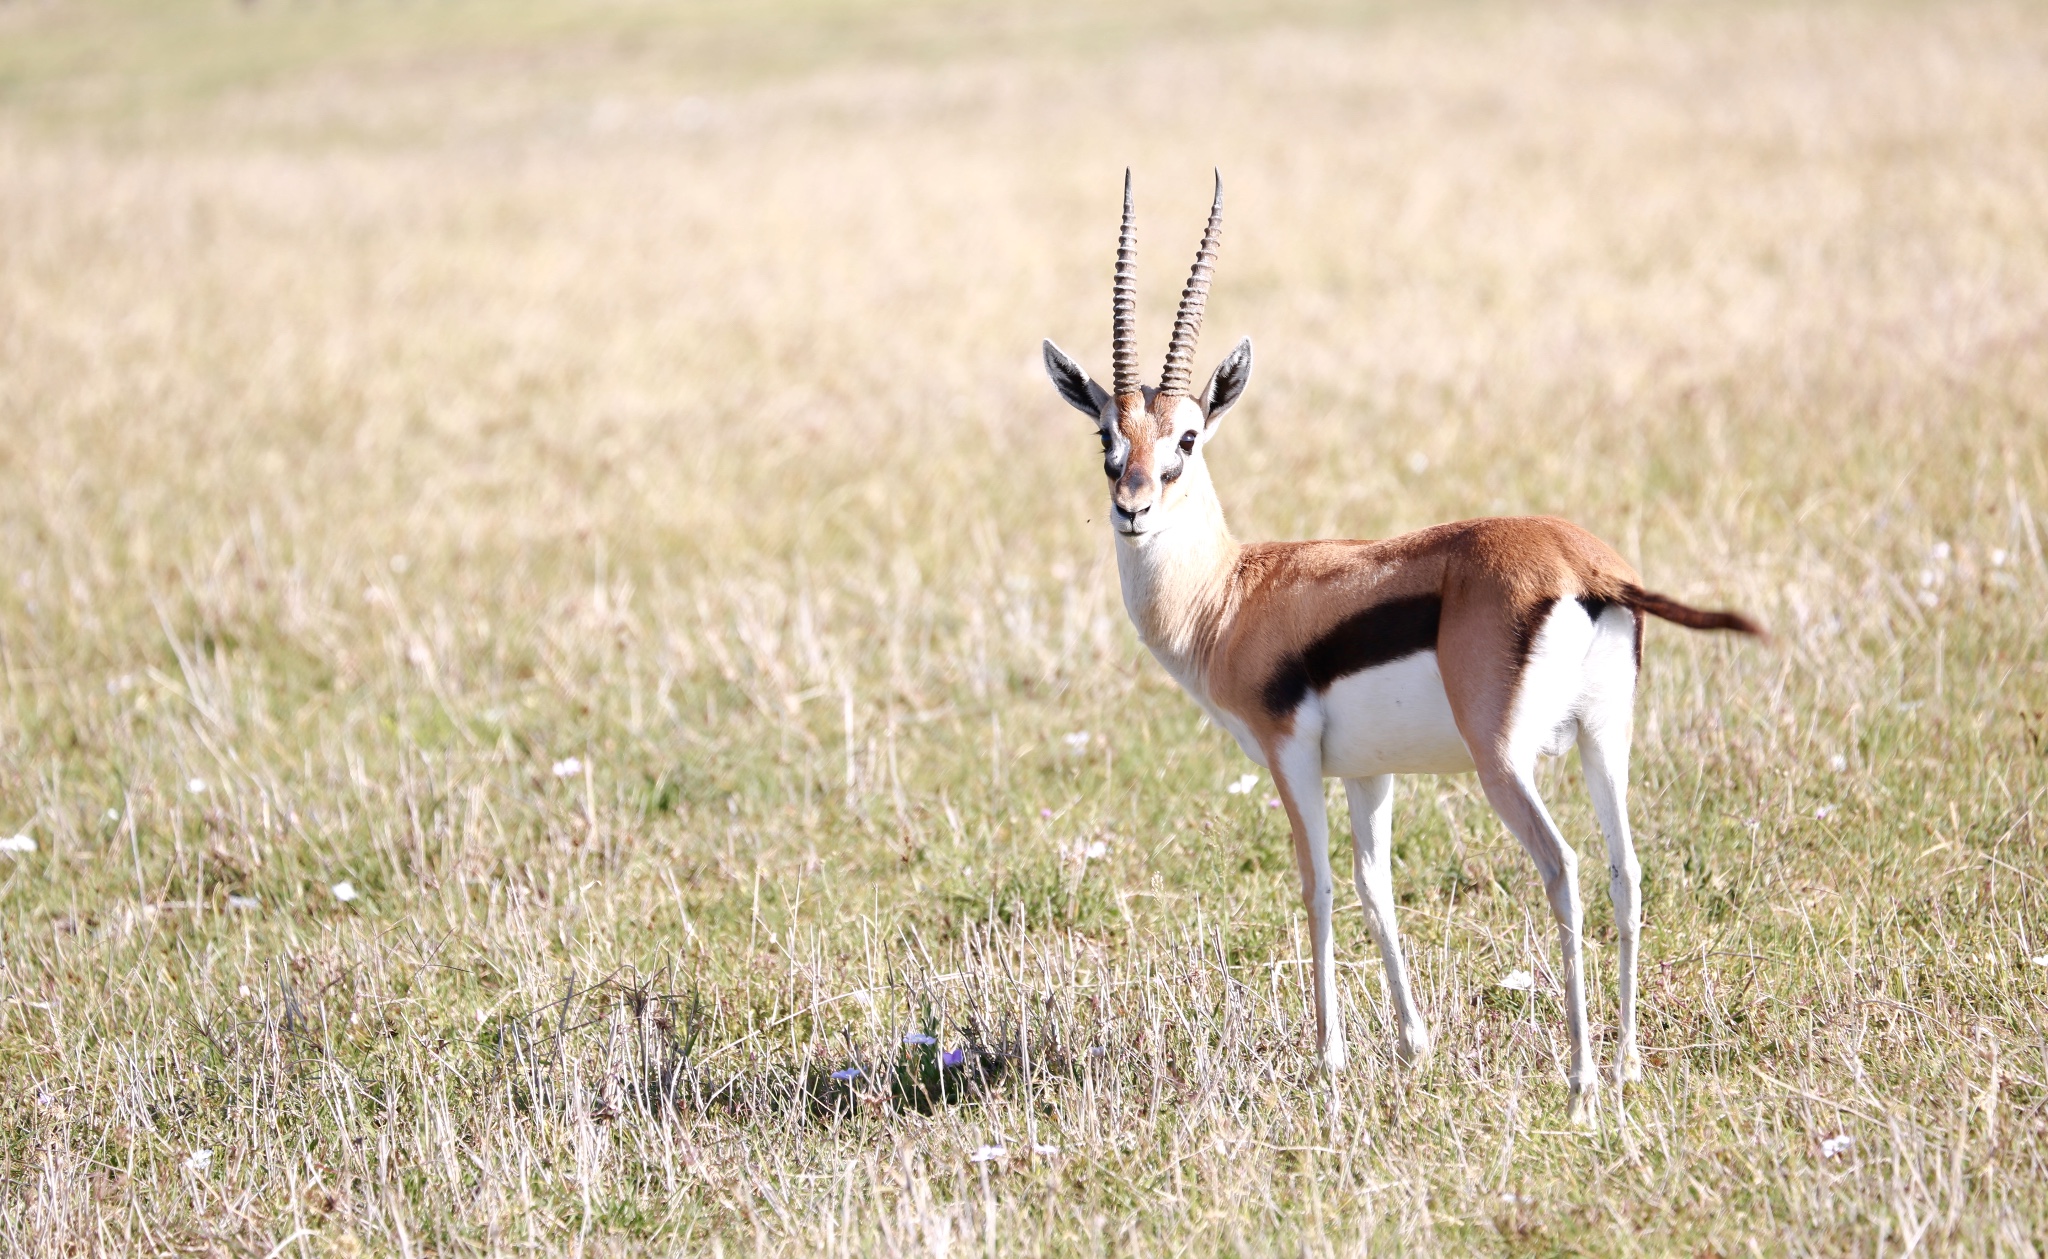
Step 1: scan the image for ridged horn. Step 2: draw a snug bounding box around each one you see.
[1112,170,1140,398]
[1159,170,1223,399]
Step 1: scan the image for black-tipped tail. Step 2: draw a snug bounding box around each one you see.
[1619,583,1766,639]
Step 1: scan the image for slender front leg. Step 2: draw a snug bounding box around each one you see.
[1579,718,1643,1087]
[1477,764,1598,1122]
[1342,775,1430,1066]
[1266,710,1345,1072]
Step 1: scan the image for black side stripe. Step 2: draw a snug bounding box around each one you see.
[1261,594,1441,716]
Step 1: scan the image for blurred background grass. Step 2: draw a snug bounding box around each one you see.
[0,0,2045,1254]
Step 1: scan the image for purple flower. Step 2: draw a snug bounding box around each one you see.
[903,1032,937,1046]
[1040,807,1053,818]
[941,1048,968,1068]
[830,1066,863,1082]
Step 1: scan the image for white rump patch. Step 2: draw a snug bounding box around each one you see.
[1509,600,1638,765]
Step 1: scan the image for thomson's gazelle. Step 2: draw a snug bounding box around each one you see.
[1042,173,1762,1119]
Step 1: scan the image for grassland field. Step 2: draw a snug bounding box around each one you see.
[1,0,2046,1253]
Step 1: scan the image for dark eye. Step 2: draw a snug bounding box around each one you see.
[1178,431,1197,454]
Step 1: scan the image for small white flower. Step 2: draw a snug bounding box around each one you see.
[551,757,584,779]
[1498,969,1536,992]
[1499,1191,1534,1205]
[969,1145,1007,1163]
[1813,804,1837,820]
[1827,754,1848,772]
[1226,773,1259,795]
[0,834,35,854]
[1406,451,1430,474]
[1819,1134,1853,1159]
[1083,839,1109,860]
[1062,731,1091,752]
[104,809,120,822]
[1990,548,2009,568]
[184,1149,213,1172]
[1929,541,1951,562]
[2031,955,2048,968]
[1916,590,1940,609]
[187,778,208,794]
[388,554,411,574]
[330,881,359,903]
[1032,1143,1060,1156]
[1917,568,1937,589]
[227,895,259,912]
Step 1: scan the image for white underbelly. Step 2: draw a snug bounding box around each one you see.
[1317,650,1475,777]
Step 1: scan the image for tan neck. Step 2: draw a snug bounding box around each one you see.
[1113,461,1241,676]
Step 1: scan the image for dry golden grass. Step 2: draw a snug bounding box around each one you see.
[1,0,2046,1253]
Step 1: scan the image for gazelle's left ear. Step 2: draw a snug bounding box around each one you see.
[1201,337,1253,426]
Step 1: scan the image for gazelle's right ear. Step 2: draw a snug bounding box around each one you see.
[1043,339,1111,420]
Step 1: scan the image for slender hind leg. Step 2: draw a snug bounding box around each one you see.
[1343,775,1430,1066]
[1267,712,1347,1073]
[1579,714,1642,1086]
[1439,588,1604,1120]
[1475,762,1598,1122]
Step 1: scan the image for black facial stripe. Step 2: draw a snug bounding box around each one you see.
[1262,594,1442,716]
[1101,429,1130,479]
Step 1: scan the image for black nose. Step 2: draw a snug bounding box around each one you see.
[1114,504,1149,524]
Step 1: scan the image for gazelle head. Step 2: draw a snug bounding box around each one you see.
[1043,171,1253,541]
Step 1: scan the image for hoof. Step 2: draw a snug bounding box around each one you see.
[1318,1047,1349,1075]
[1616,1051,1643,1086]
[1395,1027,1433,1069]
[1566,1081,1598,1126]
